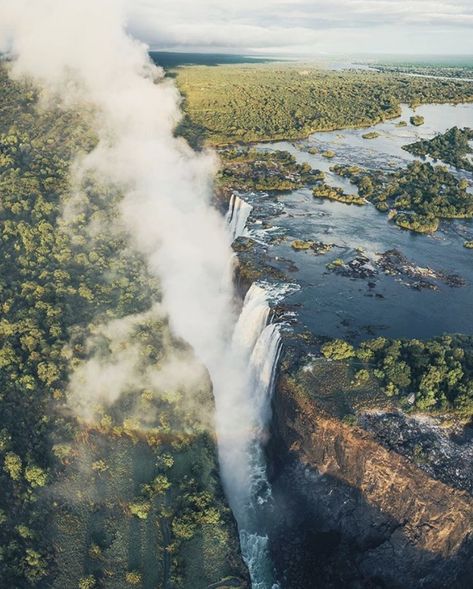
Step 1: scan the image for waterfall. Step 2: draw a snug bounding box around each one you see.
[221,182,281,587]
[218,283,282,589]
[226,194,253,241]
[239,322,282,589]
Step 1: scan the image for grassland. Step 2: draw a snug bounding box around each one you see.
[174,64,473,146]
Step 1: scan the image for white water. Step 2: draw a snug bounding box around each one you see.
[226,193,253,241]
[224,197,283,587]
[230,290,282,589]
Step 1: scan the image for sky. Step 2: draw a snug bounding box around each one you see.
[126,0,473,56]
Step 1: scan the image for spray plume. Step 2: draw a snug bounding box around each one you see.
[1,2,280,585]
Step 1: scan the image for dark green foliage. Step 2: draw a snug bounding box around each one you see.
[410,115,425,126]
[313,183,365,206]
[403,126,473,171]
[0,64,246,588]
[352,335,473,418]
[332,160,473,233]
[0,63,160,588]
[175,64,473,145]
[218,147,320,192]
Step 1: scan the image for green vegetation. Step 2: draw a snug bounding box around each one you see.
[313,183,365,206]
[410,115,425,126]
[321,339,355,361]
[0,64,246,588]
[361,131,380,139]
[327,335,473,419]
[332,160,473,233]
[374,63,473,80]
[291,240,333,254]
[464,241,473,249]
[291,240,313,251]
[175,64,473,145]
[403,126,473,171]
[394,213,439,234]
[325,258,345,271]
[217,147,321,193]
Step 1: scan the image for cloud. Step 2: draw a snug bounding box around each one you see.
[125,0,473,55]
[66,307,212,428]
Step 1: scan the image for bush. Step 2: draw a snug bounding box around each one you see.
[129,502,151,520]
[125,571,142,585]
[79,576,96,589]
[321,339,355,360]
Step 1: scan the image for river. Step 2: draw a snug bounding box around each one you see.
[233,102,473,343]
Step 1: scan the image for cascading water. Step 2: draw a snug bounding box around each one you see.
[239,324,282,589]
[223,202,282,588]
[229,287,282,589]
[226,193,253,241]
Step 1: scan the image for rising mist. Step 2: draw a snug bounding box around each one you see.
[0,1,280,585]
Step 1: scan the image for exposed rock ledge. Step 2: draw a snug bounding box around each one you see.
[268,375,473,588]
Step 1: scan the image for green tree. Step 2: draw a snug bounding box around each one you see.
[321,339,355,360]
[4,452,22,481]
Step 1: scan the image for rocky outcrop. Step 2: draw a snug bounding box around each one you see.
[267,374,473,588]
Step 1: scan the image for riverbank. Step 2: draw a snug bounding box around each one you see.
[175,64,473,146]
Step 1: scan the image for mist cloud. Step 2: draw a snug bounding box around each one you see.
[0,0,265,513]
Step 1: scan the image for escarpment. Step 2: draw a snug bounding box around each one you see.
[267,371,473,589]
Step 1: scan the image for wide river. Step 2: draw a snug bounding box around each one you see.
[239,103,473,342]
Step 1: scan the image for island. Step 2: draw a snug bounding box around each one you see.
[403,126,473,171]
[410,114,425,126]
[331,160,473,233]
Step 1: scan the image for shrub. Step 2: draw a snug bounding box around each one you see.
[321,339,355,360]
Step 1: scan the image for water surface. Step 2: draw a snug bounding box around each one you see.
[239,103,473,342]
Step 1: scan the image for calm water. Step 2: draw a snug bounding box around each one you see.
[239,103,473,342]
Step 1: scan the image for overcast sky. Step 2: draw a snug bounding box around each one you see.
[126,0,473,56]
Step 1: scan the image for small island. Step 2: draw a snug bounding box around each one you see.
[403,126,473,172]
[410,114,425,126]
[330,160,473,234]
[322,150,336,159]
[313,183,365,205]
[362,131,380,139]
[292,240,333,254]
[217,148,323,193]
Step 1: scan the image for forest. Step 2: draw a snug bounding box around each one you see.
[0,64,245,588]
[321,335,473,419]
[332,160,473,234]
[403,126,473,172]
[373,63,473,80]
[174,64,473,145]
[217,148,322,193]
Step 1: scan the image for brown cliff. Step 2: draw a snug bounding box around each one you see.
[267,374,473,588]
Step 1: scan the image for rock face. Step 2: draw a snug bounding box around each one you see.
[268,375,473,588]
